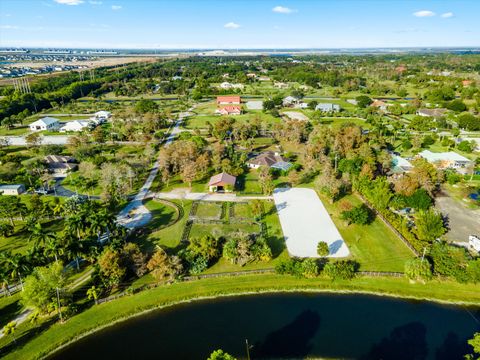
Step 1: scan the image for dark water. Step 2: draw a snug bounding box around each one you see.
[51,293,479,360]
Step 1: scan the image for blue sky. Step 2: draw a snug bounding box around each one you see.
[0,0,478,49]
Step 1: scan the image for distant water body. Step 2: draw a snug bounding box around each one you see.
[50,293,479,360]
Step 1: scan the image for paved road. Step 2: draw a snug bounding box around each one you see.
[117,116,185,229]
[436,190,480,243]
[154,191,272,202]
[1,135,72,146]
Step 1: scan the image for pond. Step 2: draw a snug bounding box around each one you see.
[50,293,479,360]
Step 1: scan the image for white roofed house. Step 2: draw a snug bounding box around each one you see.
[416,108,447,118]
[93,110,111,120]
[29,117,60,132]
[315,103,341,112]
[418,150,472,173]
[282,96,299,107]
[59,120,91,133]
[0,184,25,195]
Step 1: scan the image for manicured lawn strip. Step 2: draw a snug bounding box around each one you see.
[189,223,260,239]
[5,274,480,360]
[195,202,222,218]
[319,193,414,272]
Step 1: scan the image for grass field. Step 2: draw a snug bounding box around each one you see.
[139,199,192,251]
[320,193,415,272]
[0,217,65,255]
[195,202,222,218]
[3,273,480,360]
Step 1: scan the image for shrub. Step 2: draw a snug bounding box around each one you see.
[341,204,373,225]
[323,260,356,280]
[404,258,433,282]
[317,242,330,257]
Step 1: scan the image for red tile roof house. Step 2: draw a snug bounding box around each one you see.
[215,105,242,116]
[217,95,241,105]
[208,172,236,192]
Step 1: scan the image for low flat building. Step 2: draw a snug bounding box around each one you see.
[59,120,91,132]
[44,155,78,174]
[316,103,341,112]
[208,172,236,192]
[216,105,242,116]
[282,96,299,107]
[418,150,472,170]
[248,151,292,171]
[371,100,389,111]
[416,108,447,118]
[217,95,241,105]
[0,184,25,195]
[29,117,60,132]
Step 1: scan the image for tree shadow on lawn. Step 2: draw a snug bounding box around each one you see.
[267,235,286,259]
[0,317,57,358]
[0,299,23,325]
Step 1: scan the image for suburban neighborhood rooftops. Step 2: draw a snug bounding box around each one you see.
[208,172,236,186]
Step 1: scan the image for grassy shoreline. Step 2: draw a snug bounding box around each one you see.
[4,274,480,360]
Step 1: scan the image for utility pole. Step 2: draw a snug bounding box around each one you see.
[56,287,63,322]
[421,247,427,262]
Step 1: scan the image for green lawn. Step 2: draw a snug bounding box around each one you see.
[140,199,192,251]
[0,217,65,255]
[195,202,222,218]
[236,170,263,194]
[320,193,415,272]
[0,126,29,136]
[4,273,480,360]
[232,202,252,219]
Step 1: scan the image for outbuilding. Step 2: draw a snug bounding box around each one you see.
[0,184,25,195]
[208,172,236,192]
[29,117,60,132]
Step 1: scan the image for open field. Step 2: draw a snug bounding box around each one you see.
[320,193,415,272]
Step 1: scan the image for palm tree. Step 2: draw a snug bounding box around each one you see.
[28,223,56,249]
[6,253,29,291]
[43,237,65,262]
[65,214,85,241]
[0,270,12,297]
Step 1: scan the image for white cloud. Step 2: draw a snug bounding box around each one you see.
[224,22,241,29]
[54,0,84,5]
[441,12,454,18]
[272,6,296,14]
[0,25,19,29]
[413,10,436,17]
[89,0,102,4]
[111,5,122,10]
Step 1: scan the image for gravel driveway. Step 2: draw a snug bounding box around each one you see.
[273,188,350,258]
[436,190,480,243]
